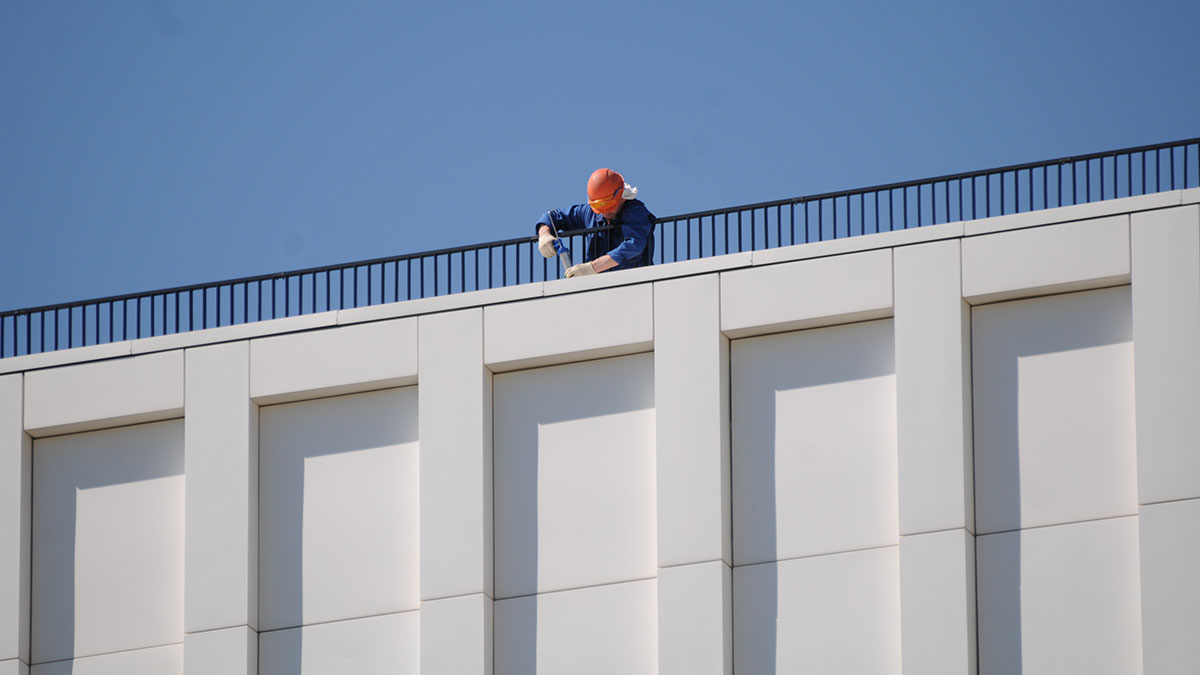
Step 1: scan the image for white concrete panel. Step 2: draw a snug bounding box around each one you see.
[184,343,258,633]
[962,215,1130,303]
[894,240,974,535]
[184,626,256,675]
[964,190,1181,236]
[1138,498,1200,674]
[484,285,653,372]
[0,376,29,664]
[720,249,893,338]
[130,311,338,355]
[31,421,184,664]
[654,275,730,567]
[0,659,27,675]
[541,252,754,297]
[976,516,1143,675]
[1131,205,1200,504]
[973,287,1136,534]
[420,594,492,675]
[494,354,656,598]
[731,320,897,566]
[419,309,493,601]
[258,388,419,631]
[337,283,544,325]
[751,220,964,266]
[250,319,417,404]
[24,351,183,437]
[0,342,131,377]
[733,546,901,675]
[658,561,731,675]
[899,530,976,675]
[258,612,419,675]
[31,644,182,675]
[494,579,658,675]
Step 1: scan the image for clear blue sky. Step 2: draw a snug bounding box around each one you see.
[2,0,1197,312]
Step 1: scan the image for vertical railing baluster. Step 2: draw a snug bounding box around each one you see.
[1156,148,1162,191]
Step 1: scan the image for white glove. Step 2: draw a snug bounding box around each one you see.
[538,231,559,259]
[565,262,597,278]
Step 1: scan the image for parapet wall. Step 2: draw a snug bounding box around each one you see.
[1,189,1198,674]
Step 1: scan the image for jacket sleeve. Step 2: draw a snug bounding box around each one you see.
[535,205,588,233]
[605,202,653,265]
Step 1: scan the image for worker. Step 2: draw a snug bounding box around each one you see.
[536,168,655,277]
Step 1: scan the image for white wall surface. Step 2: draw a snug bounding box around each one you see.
[0,376,30,667]
[977,516,1143,675]
[31,421,184,665]
[734,547,901,674]
[494,580,658,675]
[258,612,419,675]
[732,319,898,565]
[1,192,1198,674]
[973,286,1136,534]
[494,353,656,598]
[258,387,419,631]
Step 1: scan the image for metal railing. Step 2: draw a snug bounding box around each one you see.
[3,137,1198,359]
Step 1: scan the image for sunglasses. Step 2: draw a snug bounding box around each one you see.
[588,192,622,213]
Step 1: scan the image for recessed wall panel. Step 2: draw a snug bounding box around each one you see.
[31,420,184,664]
[494,580,658,675]
[733,547,901,675]
[258,388,419,631]
[258,612,418,675]
[972,286,1136,534]
[977,516,1143,675]
[731,319,898,566]
[494,353,656,598]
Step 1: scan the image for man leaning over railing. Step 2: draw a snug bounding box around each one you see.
[536,168,655,277]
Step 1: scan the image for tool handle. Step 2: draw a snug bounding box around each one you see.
[547,213,573,271]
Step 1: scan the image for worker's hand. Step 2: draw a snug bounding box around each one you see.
[538,231,559,259]
[565,262,597,278]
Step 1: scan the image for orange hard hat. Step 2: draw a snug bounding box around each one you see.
[587,168,625,214]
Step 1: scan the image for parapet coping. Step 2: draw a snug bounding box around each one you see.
[3,187,1195,376]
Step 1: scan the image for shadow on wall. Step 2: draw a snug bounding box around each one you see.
[31,420,185,670]
[731,318,897,674]
[258,387,419,674]
[973,285,1133,674]
[493,353,656,675]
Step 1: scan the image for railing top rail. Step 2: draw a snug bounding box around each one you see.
[660,136,1200,222]
[0,223,618,318]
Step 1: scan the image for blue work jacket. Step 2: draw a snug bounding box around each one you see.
[536,199,655,270]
